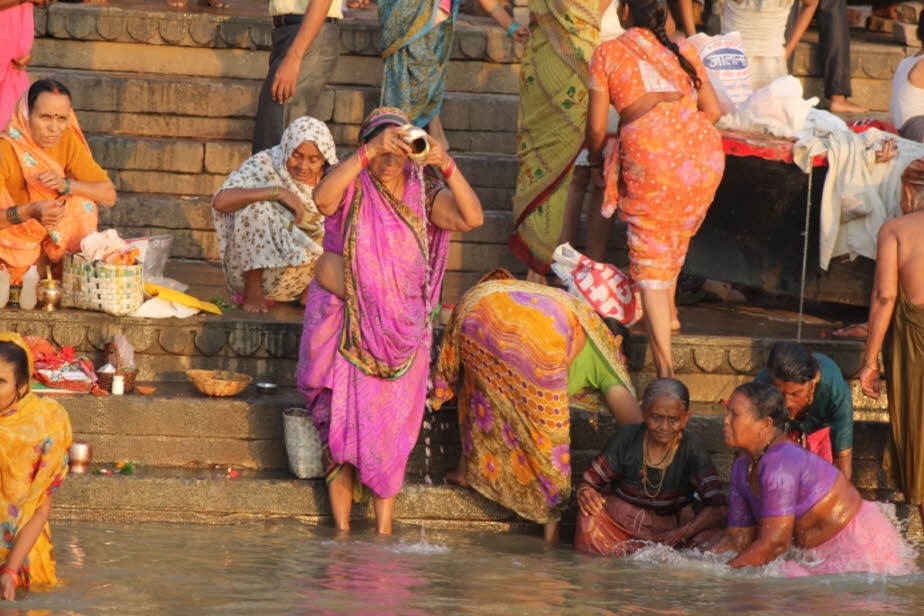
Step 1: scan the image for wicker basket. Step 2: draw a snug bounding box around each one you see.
[98,370,138,394]
[98,341,138,393]
[187,369,251,397]
[62,254,143,316]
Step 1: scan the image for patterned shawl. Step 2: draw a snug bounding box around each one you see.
[0,332,72,588]
[0,95,100,263]
[216,116,338,239]
[378,0,459,127]
[509,0,600,273]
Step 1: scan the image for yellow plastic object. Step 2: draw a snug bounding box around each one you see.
[143,283,222,315]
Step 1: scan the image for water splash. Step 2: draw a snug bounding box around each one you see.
[388,528,450,555]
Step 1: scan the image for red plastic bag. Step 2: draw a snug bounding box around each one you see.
[551,243,643,327]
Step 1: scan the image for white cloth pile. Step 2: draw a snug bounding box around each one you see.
[794,128,924,269]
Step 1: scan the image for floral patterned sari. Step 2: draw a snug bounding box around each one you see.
[508,0,600,274]
[0,332,72,588]
[431,275,633,523]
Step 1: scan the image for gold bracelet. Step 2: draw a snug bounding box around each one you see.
[269,186,280,202]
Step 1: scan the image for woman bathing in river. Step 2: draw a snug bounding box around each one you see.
[430,270,641,543]
[0,333,72,600]
[298,107,483,535]
[714,382,916,576]
[574,378,727,556]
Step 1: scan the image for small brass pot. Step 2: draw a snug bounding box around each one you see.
[68,441,92,474]
[37,278,62,312]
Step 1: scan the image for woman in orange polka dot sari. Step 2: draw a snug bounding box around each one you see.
[585,0,725,378]
[431,270,641,542]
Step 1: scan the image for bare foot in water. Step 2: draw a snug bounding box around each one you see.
[829,95,869,114]
[832,322,869,339]
[445,470,469,487]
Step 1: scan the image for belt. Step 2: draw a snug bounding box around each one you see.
[272,14,339,29]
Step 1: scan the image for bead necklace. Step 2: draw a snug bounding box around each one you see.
[641,432,681,498]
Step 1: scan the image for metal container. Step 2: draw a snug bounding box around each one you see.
[256,382,278,395]
[400,124,431,164]
[37,278,62,312]
[68,441,92,474]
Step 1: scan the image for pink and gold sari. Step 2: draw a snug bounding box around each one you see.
[297,153,450,499]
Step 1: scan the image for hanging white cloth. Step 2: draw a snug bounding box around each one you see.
[793,127,924,269]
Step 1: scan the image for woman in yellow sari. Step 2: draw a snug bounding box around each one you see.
[508,0,601,280]
[0,79,116,283]
[0,332,72,600]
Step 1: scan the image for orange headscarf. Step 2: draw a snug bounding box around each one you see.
[0,94,99,268]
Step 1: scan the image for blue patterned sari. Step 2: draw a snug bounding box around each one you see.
[378,0,459,127]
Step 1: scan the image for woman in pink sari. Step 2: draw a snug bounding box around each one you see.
[0,0,45,130]
[298,107,483,534]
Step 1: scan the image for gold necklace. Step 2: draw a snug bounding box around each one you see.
[641,432,681,498]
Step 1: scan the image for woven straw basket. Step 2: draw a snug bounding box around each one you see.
[187,369,251,397]
[62,254,143,316]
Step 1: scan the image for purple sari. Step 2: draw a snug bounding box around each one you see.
[298,163,450,498]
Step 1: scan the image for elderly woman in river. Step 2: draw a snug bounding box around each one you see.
[298,107,483,535]
[0,79,116,283]
[714,382,917,576]
[212,117,337,312]
[0,333,72,600]
[430,269,642,543]
[574,378,727,555]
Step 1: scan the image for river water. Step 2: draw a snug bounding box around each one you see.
[6,521,922,615]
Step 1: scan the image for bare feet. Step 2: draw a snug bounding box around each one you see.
[829,95,869,114]
[445,470,469,487]
[832,322,869,339]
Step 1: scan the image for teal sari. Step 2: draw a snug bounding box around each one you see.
[378,0,459,127]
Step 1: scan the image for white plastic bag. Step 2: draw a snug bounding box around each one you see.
[688,32,753,116]
[551,243,643,326]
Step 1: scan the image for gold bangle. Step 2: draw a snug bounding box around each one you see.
[269,186,280,202]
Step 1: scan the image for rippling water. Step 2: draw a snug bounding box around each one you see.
[4,521,922,615]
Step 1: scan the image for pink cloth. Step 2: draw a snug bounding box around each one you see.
[297,164,449,499]
[782,501,918,577]
[0,4,32,131]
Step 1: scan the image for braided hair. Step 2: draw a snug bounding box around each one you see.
[625,0,701,91]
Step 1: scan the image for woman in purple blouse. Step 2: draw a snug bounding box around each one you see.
[713,382,916,577]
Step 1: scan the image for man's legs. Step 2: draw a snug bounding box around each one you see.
[816,0,868,113]
[252,21,340,154]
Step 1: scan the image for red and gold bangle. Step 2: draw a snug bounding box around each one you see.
[357,145,370,168]
[1,567,19,587]
[440,157,456,179]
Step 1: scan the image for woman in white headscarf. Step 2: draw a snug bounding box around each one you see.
[212,116,338,312]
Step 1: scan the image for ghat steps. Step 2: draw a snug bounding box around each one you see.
[21,2,918,535]
[30,3,913,280]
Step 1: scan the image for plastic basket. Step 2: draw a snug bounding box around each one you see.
[62,254,144,316]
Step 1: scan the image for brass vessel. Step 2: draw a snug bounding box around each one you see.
[37,268,61,312]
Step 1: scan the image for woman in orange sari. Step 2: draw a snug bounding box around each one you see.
[0,79,116,283]
[0,332,72,600]
[585,0,724,378]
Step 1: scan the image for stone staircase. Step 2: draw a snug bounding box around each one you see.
[20,2,922,536]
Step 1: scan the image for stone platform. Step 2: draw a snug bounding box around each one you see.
[20,1,921,536]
